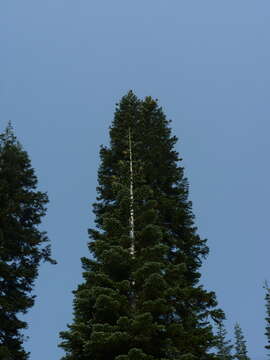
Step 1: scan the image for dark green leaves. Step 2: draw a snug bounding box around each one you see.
[0,123,55,359]
[59,92,222,359]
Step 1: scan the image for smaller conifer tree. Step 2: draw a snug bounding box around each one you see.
[215,320,233,360]
[233,323,250,360]
[0,122,55,359]
[264,281,270,355]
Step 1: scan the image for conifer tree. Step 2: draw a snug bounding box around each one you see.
[59,91,223,360]
[233,323,250,360]
[0,122,55,359]
[264,281,270,355]
[215,321,233,360]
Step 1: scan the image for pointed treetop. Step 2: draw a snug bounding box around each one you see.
[234,323,250,360]
[112,91,141,131]
[0,121,19,146]
[215,320,233,359]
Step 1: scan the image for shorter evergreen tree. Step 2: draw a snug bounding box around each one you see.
[215,320,233,360]
[0,123,55,359]
[264,281,270,355]
[233,323,250,360]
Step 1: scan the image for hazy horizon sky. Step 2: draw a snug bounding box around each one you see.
[1,1,270,359]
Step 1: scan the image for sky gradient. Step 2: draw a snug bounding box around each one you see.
[0,1,270,359]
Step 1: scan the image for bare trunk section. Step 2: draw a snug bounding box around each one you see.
[128,127,135,259]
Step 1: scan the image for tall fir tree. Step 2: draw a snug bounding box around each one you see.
[233,323,250,360]
[215,320,233,360]
[0,122,55,360]
[264,281,270,355]
[59,91,223,360]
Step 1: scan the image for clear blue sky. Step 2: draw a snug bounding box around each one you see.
[0,1,269,359]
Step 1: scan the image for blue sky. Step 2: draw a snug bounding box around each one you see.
[0,1,269,359]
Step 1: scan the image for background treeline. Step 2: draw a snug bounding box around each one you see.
[0,93,268,359]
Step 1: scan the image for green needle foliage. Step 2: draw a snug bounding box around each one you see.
[264,281,270,355]
[215,320,233,360]
[233,323,250,360]
[59,91,223,360]
[0,123,55,360]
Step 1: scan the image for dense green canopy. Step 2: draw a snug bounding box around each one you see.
[60,92,223,360]
[0,123,55,359]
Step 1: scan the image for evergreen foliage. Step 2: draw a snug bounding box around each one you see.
[215,320,233,360]
[233,323,250,360]
[264,281,270,355]
[59,91,223,360]
[0,122,55,360]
